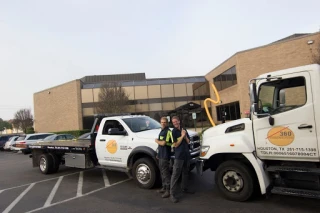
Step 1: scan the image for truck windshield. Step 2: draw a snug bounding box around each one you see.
[122,117,161,133]
[258,76,306,115]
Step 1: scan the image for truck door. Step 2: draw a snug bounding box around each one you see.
[253,71,319,162]
[95,119,130,168]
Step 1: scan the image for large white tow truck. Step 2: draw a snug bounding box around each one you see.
[197,64,320,201]
[28,115,201,189]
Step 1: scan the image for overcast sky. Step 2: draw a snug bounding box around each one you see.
[0,0,319,120]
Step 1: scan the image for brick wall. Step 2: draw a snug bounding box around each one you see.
[33,80,83,132]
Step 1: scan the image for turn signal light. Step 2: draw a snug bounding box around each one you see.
[201,146,210,157]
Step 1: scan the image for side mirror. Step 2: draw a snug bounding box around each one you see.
[249,83,258,104]
[108,128,127,136]
[279,89,286,107]
[251,103,258,114]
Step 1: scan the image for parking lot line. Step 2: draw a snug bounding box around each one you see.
[102,169,110,187]
[77,171,84,197]
[3,183,36,213]
[43,176,64,207]
[0,169,93,192]
[26,178,131,213]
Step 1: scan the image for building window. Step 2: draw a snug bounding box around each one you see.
[193,82,210,100]
[216,101,240,121]
[213,66,237,91]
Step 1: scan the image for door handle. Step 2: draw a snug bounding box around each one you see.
[298,124,313,129]
[100,139,106,142]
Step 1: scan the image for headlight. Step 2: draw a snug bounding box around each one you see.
[201,146,210,157]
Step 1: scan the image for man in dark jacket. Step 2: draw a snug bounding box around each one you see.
[155,117,173,198]
[170,116,193,203]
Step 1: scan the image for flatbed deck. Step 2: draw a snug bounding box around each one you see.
[29,140,92,152]
[32,140,91,147]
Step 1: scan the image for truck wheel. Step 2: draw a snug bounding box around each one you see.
[49,153,60,173]
[132,158,158,189]
[39,154,54,174]
[215,160,256,202]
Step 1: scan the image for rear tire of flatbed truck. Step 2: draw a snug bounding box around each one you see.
[132,158,159,189]
[39,153,54,174]
[215,160,258,202]
[49,153,61,173]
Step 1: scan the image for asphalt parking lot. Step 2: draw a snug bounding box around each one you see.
[1,151,320,213]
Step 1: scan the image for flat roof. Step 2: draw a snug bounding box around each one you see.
[82,76,206,88]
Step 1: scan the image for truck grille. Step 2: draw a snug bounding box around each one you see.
[189,135,201,153]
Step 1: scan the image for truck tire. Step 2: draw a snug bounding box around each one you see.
[39,153,54,174]
[132,158,158,189]
[215,160,256,202]
[49,153,60,173]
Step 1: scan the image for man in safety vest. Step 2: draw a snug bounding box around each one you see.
[155,116,173,198]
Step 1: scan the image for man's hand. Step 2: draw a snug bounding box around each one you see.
[181,129,186,137]
[182,129,190,144]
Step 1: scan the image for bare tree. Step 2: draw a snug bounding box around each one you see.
[13,108,34,133]
[11,119,21,133]
[96,82,130,114]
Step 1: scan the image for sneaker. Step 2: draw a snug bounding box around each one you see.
[170,195,178,203]
[157,187,166,193]
[162,191,170,198]
[182,189,195,194]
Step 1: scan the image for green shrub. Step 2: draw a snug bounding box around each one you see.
[26,127,35,134]
[51,129,91,137]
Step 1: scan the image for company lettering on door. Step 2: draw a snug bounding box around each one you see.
[257,126,318,157]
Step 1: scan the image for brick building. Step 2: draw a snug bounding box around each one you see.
[205,32,320,124]
[34,74,210,132]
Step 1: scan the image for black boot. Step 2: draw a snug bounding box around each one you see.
[162,190,170,198]
[170,195,178,203]
[157,187,165,193]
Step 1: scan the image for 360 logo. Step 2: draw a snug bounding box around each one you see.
[106,140,118,154]
[266,126,295,146]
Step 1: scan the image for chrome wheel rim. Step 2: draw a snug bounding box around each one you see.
[136,163,151,185]
[40,157,47,172]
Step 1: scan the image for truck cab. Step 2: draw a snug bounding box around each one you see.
[198,64,320,201]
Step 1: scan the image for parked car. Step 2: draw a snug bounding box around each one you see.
[40,134,76,142]
[12,133,54,151]
[77,132,91,140]
[3,136,19,151]
[0,135,20,150]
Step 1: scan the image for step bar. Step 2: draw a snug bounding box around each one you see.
[267,166,320,174]
[272,187,320,199]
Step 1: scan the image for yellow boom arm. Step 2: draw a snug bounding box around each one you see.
[204,83,221,127]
